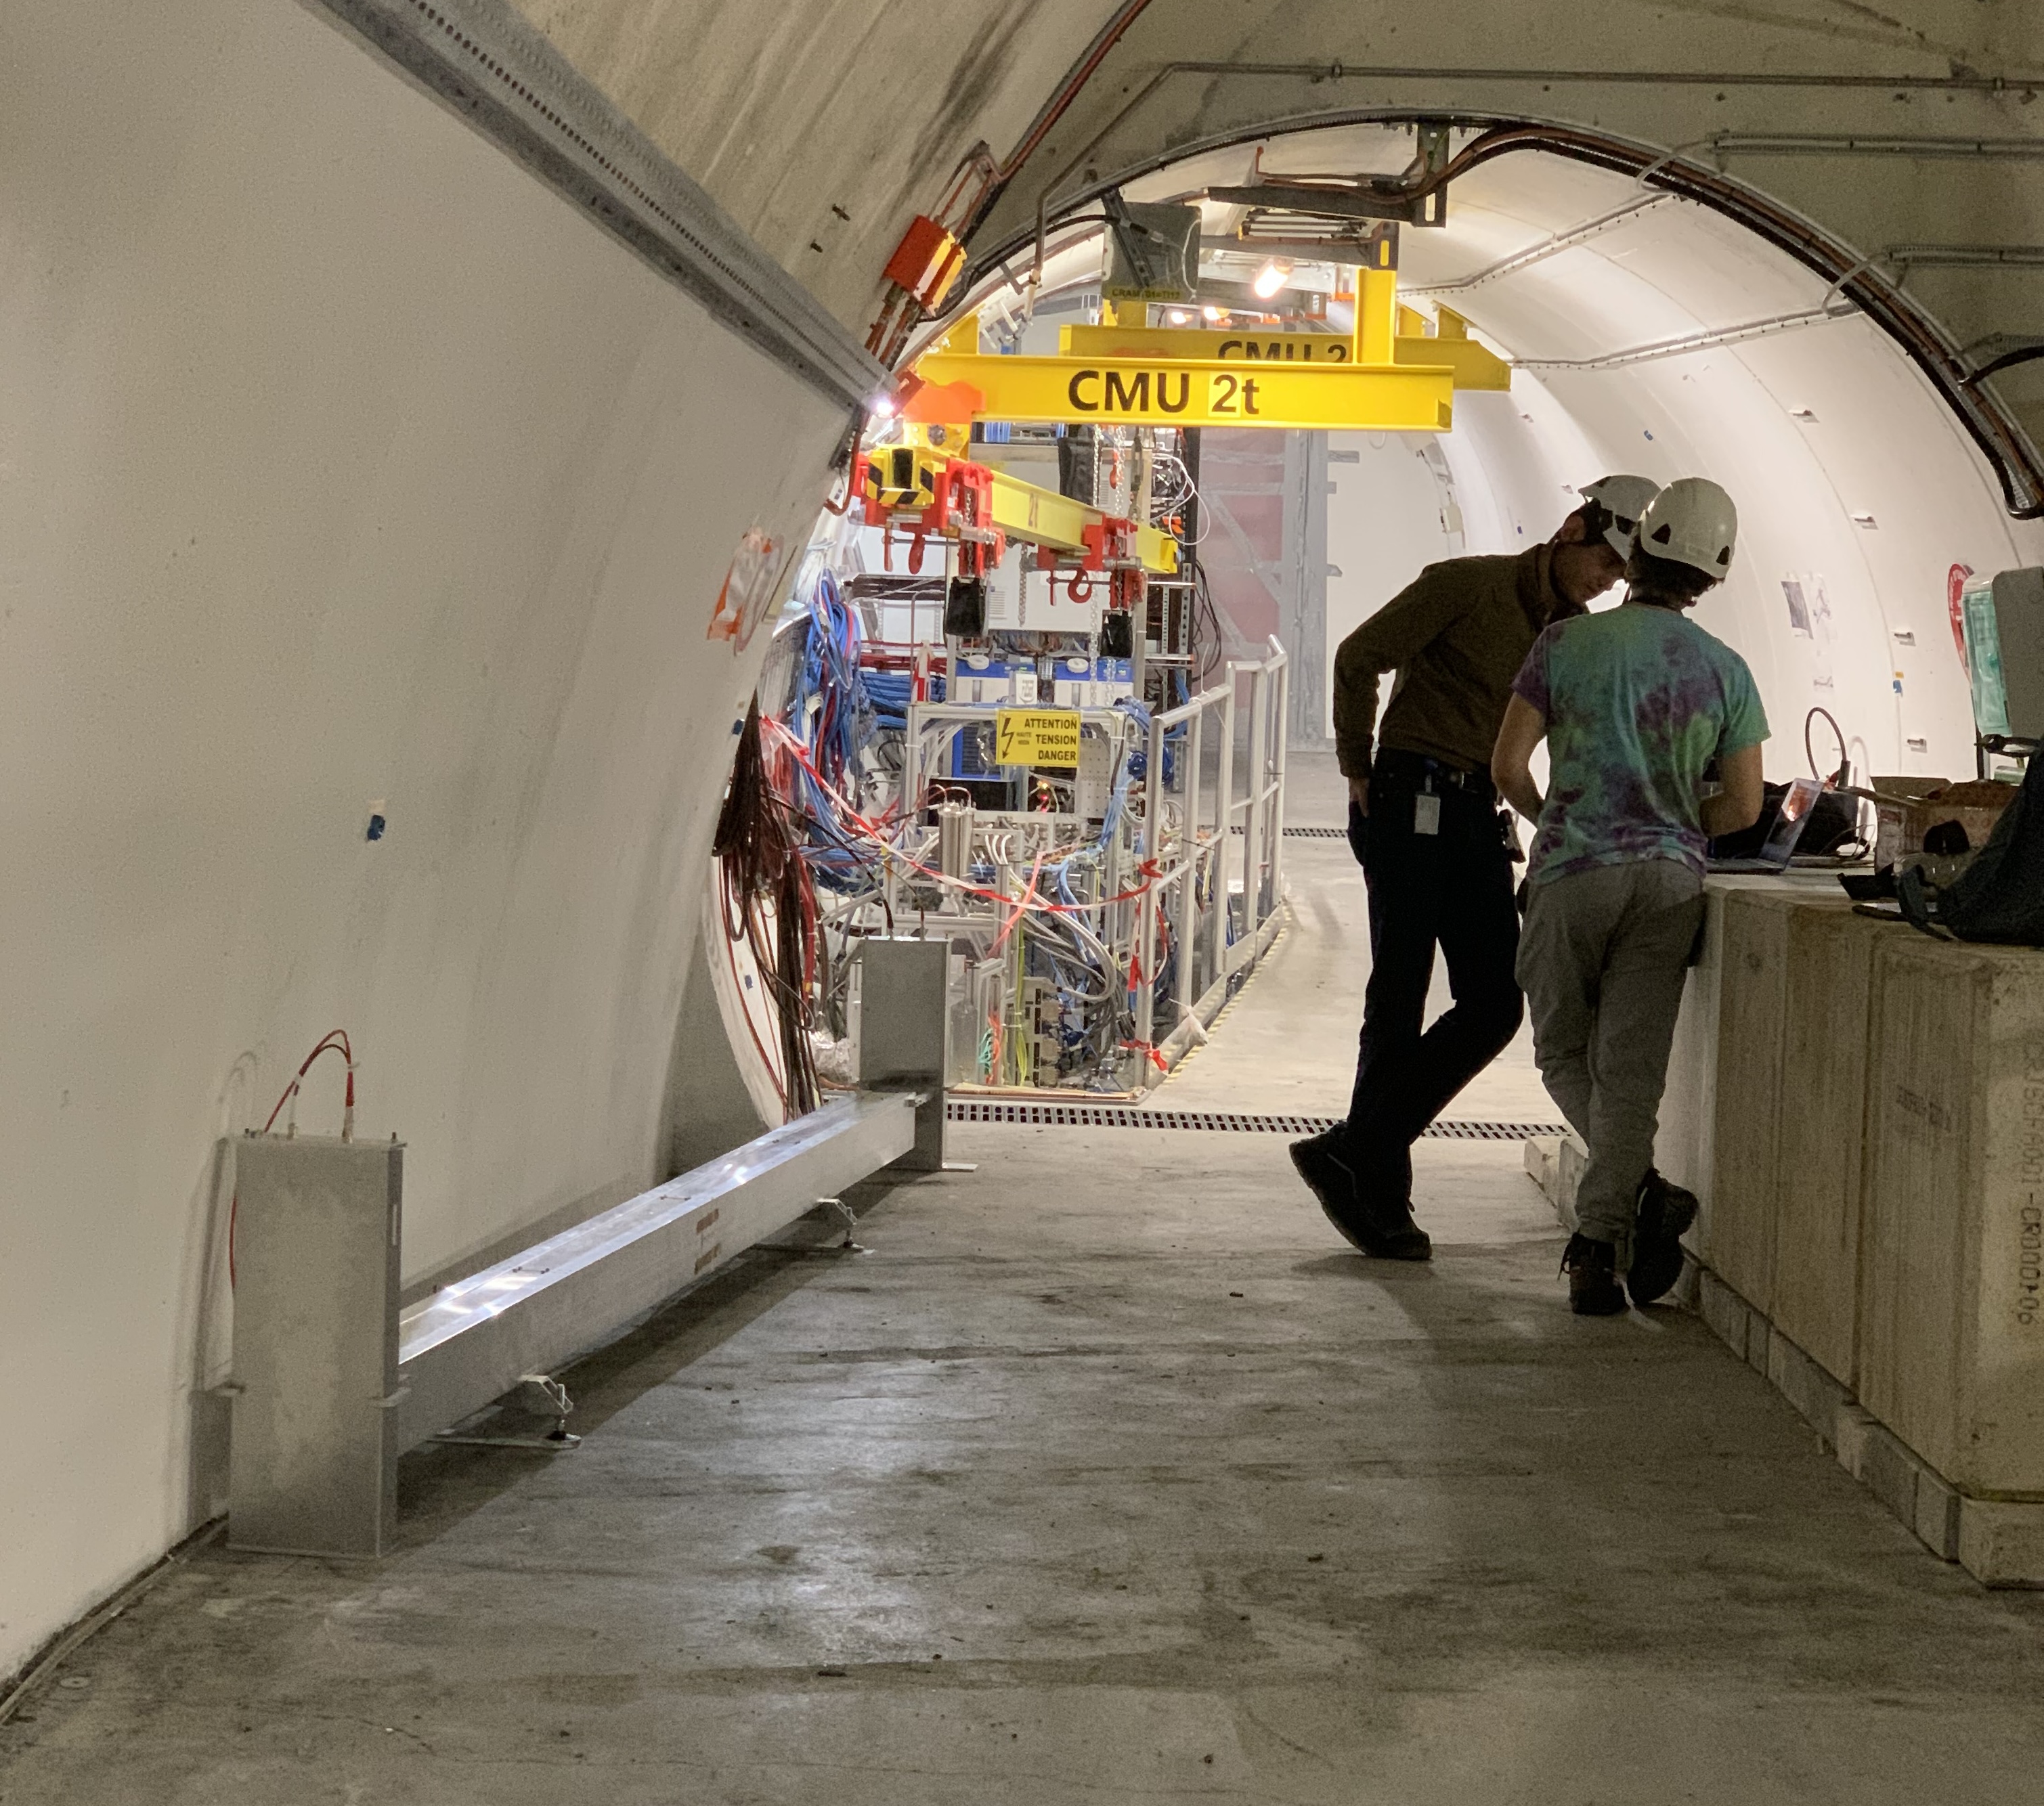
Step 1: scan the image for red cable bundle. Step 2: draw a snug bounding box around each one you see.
[714,701,821,1118]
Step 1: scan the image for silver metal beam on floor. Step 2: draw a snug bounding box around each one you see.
[228,1091,922,1558]
[389,1093,919,1454]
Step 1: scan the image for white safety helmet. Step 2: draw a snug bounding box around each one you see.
[1636,477,1738,581]
[1577,474,1660,556]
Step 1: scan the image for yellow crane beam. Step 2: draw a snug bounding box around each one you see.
[1056,311,1511,391]
[864,439,1178,575]
[983,468,1179,573]
[907,351,1455,433]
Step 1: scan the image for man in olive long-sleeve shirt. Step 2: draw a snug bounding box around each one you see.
[1289,476,1659,1258]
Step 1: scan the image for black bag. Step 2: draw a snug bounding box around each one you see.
[942,575,986,638]
[1706,780,1862,860]
[1898,756,2044,945]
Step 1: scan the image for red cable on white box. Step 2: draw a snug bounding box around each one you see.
[261,1030,355,1142]
[231,1029,357,1290]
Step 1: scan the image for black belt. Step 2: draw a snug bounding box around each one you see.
[1374,747,1495,799]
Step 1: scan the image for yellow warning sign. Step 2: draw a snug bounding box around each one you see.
[995,707,1082,766]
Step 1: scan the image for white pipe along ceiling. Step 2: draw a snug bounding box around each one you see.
[1,0,2041,1683]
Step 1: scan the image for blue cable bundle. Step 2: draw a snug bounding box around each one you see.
[862,668,919,726]
[791,571,873,792]
[1118,697,1153,783]
[785,571,884,893]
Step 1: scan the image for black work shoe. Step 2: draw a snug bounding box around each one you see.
[1289,1131,1432,1261]
[1627,1168,1699,1307]
[1561,1233,1628,1315]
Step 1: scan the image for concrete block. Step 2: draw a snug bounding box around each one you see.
[1523,1136,1561,1207]
[1747,1316,1772,1376]
[1833,1402,1878,1482]
[1669,1252,1701,1311]
[1766,1325,1850,1443]
[1957,1498,2044,1588]
[1915,1466,1963,1561]
[1859,938,2044,1496]
[1697,1268,1752,1361]
[1847,1416,1959,1562]
[1707,891,1792,1316]
[1858,1419,1927,1531]
[1552,1133,1586,1232]
[1772,907,1885,1388]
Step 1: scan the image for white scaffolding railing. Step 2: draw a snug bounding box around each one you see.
[1133,636,1289,1057]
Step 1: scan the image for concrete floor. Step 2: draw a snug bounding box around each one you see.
[6,762,2043,1803]
[1163,748,1553,1123]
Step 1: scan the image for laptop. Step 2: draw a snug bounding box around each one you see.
[1707,775,1825,874]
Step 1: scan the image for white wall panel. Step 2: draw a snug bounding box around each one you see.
[0,0,840,1677]
[1323,431,1454,738]
[1380,155,2030,789]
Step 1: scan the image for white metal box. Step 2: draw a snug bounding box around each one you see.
[229,1136,404,1558]
[856,935,951,1170]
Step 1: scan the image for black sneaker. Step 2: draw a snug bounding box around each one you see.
[1289,1130,1431,1260]
[1561,1233,1628,1315]
[1627,1168,1699,1307]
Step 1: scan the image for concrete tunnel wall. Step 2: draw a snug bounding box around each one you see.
[0,0,844,1677]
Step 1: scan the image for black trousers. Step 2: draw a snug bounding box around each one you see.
[1345,755,1525,1202]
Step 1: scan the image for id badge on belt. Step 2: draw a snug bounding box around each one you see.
[1414,791,1441,836]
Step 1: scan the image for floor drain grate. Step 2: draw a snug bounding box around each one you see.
[1229,824,1348,838]
[947,1102,1564,1140]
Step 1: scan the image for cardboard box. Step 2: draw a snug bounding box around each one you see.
[1872,778,2018,872]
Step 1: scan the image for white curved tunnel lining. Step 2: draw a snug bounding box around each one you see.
[986,126,2044,780]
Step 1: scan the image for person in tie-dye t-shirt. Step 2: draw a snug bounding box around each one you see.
[1514,591,1768,885]
[1492,479,1768,1317]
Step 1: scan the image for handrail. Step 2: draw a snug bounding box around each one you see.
[1133,639,1288,1052]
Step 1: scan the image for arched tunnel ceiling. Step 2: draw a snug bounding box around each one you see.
[963,0,2044,511]
[1125,135,1851,361]
[503,0,2044,509]
[980,130,2043,784]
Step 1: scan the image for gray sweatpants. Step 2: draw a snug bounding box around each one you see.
[1515,860,1705,1256]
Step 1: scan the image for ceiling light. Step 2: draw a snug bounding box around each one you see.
[1167,309,1190,326]
[1202,305,1224,323]
[1251,259,1292,301]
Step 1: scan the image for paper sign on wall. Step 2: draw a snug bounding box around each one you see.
[707,527,787,649]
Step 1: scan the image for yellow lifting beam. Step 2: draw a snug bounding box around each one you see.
[869,434,1178,575]
[1055,306,1509,392]
[907,351,1455,433]
[984,467,1179,574]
